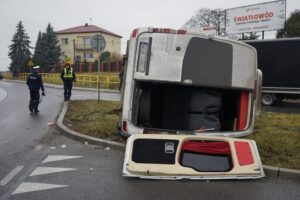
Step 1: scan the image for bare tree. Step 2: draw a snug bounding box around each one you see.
[182,8,225,35]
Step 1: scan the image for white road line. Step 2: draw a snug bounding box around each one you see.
[30,167,76,176]
[0,87,7,102]
[0,166,24,186]
[42,155,83,163]
[12,182,68,195]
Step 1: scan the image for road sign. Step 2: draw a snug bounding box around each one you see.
[28,60,34,67]
[65,56,72,64]
[91,34,106,52]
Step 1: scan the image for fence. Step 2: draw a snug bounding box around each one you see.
[2,72,120,90]
[51,61,123,73]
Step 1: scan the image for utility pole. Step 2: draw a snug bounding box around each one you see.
[92,34,106,101]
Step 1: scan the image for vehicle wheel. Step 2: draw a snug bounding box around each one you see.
[262,94,275,106]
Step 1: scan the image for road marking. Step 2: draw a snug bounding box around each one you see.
[0,87,7,102]
[42,155,83,163]
[30,167,76,176]
[0,166,24,186]
[12,182,68,195]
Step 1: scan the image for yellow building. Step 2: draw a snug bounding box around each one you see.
[57,23,122,63]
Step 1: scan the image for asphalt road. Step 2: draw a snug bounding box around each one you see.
[262,99,300,114]
[0,81,299,200]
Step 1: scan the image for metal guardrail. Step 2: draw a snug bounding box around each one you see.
[2,72,120,89]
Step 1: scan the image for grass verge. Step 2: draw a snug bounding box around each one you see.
[247,112,300,170]
[63,100,125,143]
[64,100,300,169]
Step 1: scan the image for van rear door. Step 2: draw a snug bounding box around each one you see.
[123,134,264,180]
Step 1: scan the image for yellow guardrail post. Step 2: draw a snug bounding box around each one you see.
[106,76,109,89]
[89,75,92,88]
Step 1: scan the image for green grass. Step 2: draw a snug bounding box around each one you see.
[247,112,300,169]
[63,100,300,169]
[63,100,125,143]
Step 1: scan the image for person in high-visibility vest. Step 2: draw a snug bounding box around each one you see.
[60,63,76,101]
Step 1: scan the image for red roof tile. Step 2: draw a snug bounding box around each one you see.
[56,24,122,38]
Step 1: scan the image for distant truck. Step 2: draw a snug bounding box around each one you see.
[119,27,262,137]
[245,38,300,106]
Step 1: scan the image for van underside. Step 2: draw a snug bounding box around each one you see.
[131,81,250,133]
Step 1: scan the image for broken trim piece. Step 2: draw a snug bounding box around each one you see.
[123,134,265,180]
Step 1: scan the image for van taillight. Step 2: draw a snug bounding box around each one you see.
[153,28,186,34]
[177,29,187,34]
[236,92,249,131]
[131,29,139,38]
[122,120,128,132]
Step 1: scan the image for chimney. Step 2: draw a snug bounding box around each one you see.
[85,23,88,27]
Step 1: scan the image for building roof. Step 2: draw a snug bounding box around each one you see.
[56,24,122,38]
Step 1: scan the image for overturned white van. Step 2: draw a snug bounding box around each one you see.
[120,27,262,137]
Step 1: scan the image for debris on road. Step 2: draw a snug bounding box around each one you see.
[84,141,89,145]
[50,146,56,150]
[47,122,55,126]
[105,147,111,151]
[61,144,67,149]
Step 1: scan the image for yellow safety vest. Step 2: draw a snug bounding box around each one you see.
[63,68,73,78]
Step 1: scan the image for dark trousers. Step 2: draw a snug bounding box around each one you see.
[29,90,40,112]
[64,81,73,100]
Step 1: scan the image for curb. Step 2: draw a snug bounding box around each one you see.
[56,101,125,151]
[263,165,300,180]
[2,79,119,94]
[55,97,300,180]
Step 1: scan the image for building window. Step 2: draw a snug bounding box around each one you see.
[84,52,93,58]
[62,38,68,45]
[83,38,91,48]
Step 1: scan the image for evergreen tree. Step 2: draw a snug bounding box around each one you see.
[38,23,61,72]
[8,21,32,73]
[33,31,45,67]
[45,23,61,65]
[277,10,300,38]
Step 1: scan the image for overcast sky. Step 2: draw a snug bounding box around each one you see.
[0,0,299,71]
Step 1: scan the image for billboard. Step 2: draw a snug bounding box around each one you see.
[225,0,286,34]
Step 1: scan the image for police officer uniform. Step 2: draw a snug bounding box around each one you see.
[26,66,45,114]
[60,64,76,101]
